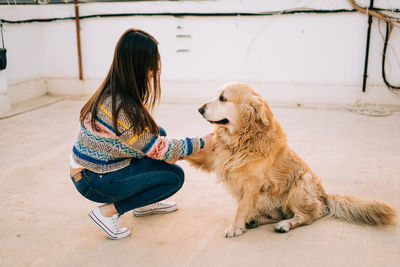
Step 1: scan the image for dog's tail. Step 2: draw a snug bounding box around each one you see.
[326,194,397,225]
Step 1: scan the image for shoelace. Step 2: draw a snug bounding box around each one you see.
[111,215,121,231]
[157,202,169,207]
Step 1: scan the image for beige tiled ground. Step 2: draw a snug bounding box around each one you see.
[0,97,399,267]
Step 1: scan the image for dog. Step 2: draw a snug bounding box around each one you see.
[187,82,397,238]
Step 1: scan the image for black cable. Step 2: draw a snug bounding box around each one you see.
[382,21,400,90]
[0,8,398,24]
[0,9,388,24]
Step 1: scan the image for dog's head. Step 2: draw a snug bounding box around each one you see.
[198,82,273,133]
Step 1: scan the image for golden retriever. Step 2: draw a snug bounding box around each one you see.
[187,82,397,238]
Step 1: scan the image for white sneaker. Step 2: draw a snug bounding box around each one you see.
[89,207,131,240]
[132,201,178,217]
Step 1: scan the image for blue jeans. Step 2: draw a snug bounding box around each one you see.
[71,127,184,215]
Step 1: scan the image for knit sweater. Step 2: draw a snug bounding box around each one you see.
[71,96,203,173]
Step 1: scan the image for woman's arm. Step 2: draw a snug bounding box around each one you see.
[120,127,203,161]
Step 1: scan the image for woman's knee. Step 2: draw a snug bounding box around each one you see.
[170,164,185,188]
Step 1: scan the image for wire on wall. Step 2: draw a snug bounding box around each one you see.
[2,8,400,24]
[0,1,399,95]
[382,21,400,92]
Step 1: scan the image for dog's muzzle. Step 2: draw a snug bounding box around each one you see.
[198,105,229,124]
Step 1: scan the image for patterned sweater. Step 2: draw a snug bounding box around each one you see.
[71,96,203,173]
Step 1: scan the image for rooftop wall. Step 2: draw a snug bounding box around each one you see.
[1,0,399,106]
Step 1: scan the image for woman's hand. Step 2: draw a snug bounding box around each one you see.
[201,133,215,153]
[182,133,216,172]
[184,133,214,160]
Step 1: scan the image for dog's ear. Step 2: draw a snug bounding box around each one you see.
[249,95,273,127]
[240,103,256,124]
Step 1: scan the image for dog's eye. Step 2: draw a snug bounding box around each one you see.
[219,95,227,102]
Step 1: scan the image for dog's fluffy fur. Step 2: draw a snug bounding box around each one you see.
[188,82,397,238]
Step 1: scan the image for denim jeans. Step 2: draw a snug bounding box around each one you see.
[71,127,184,215]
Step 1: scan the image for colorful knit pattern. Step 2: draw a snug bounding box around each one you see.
[72,96,202,173]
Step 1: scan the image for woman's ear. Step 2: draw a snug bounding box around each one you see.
[249,95,272,127]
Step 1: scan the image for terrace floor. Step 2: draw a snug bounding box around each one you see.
[1,96,399,267]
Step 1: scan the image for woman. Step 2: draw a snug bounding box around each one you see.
[70,29,213,240]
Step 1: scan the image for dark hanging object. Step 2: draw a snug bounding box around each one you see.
[0,50,6,71]
[0,21,6,71]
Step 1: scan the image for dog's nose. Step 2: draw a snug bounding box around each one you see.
[198,106,205,115]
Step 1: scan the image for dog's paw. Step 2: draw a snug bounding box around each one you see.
[274,221,290,233]
[224,225,246,238]
[245,220,260,229]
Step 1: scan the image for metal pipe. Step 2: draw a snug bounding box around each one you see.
[362,0,374,92]
[74,0,83,80]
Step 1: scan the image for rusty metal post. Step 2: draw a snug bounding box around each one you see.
[74,0,83,80]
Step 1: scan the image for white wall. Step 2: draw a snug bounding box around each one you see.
[0,0,399,106]
[0,71,11,115]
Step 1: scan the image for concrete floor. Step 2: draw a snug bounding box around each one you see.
[0,96,399,267]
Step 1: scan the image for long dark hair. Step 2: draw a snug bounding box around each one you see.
[80,28,161,135]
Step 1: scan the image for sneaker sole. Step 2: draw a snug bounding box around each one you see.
[88,211,130,240]
[133,205,178,217]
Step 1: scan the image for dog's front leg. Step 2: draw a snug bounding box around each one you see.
[185,150,215,173]
[224,185,255,238]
